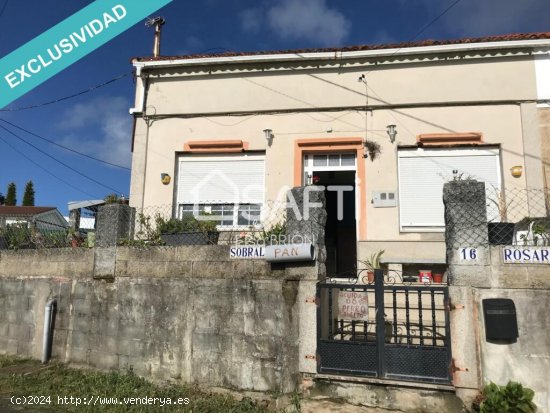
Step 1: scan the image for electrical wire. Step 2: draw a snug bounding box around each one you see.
[242,78,366,131]
[0,123,124,194]
[408,0,465,44]
[0,72,131,112]
[0,133,99,199]
[0,118,131,170]
[202,114,259,127]
[362,0,464,78]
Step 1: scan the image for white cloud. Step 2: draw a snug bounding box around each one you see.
[175,36,205,55]
[267,0,351,46]
[370,30,398,45]
[240,0,351,46]
[57,96,132,168]
[240,8,262,33]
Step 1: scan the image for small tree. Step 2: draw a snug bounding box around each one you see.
[0,192,5,205]
[5,182,16,206]
[22,181,35,206]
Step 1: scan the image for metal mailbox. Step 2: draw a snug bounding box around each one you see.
[482,298,519,341]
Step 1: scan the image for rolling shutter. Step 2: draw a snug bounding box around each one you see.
[398,148,501,229]
[177,153,265,204]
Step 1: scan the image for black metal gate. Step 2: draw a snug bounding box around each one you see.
[317,270,452,384]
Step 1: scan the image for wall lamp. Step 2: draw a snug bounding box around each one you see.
[263,129,274,146]
[510,165,523,178]
[387,124,397,143]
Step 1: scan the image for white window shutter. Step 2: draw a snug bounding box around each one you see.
[398,148,501,229]
[177,154,265,204]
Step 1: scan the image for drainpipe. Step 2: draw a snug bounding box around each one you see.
[42,299,56,364]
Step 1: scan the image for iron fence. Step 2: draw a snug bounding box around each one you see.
[317,269,451,384]
[445,186,550,249]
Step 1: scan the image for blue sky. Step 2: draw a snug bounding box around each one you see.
[0,0,548,214]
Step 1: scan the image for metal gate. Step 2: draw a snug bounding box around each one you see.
[317,270,452,384]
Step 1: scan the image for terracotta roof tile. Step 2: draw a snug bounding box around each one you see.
[133,31,550,63]
[0,206,56,216]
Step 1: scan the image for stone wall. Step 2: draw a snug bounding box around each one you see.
[0,245,320,393]
[444,181,550,413]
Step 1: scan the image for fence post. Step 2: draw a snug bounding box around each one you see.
[95,203,136,247]
[374,268,385,378]
[443,180,488,268]
[443,180,487,403]
[286,186,327,278]
[286,186,327,379]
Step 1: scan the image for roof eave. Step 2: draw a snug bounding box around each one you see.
[132,38,550,70]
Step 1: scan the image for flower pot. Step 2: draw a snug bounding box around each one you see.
[367,271,374,283]
[433,273,443,283]
[419,269,432,283]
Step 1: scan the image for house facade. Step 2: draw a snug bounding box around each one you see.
[129,32,550,274]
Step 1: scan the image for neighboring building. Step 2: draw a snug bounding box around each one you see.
[0,206,68,230]
[67,199,105,231]
[129,32,550,275]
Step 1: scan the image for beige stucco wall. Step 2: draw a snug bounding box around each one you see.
[144,56,537,115]
[130,52,542,263]
[539,107,550,186]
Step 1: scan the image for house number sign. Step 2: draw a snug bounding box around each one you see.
[459,248,478,260]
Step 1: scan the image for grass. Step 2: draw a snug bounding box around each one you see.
[0,355,32,369]
[0,355,286,413]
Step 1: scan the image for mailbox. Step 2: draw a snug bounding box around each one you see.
[265,243,315,263]
[482,298,518,341]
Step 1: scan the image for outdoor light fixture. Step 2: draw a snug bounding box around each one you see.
[263,129,274,146]
[510,165,523,178]
[161,173,171,185]
[386,124,397,143]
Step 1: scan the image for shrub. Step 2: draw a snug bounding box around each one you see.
[476,381,537,413]
[157,215,217,234]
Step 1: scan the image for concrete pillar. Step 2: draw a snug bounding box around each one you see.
[95,204,136,247]
[286,186,327,377]
[443,180,488,263]
[68,208,81,231]
[443,181,487,405]
[286,186,327,278]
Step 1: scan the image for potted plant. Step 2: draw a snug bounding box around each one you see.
[516,217,550,246]
[158,215,219,246]
[487,187,515,245]
[364,140,381,161]
[360,250,384,282]
[68,228,84,248]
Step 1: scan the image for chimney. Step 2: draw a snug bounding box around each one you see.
[146,17,166,57]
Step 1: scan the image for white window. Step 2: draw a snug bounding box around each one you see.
[397,147,501,231]
[176,153,265,226]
